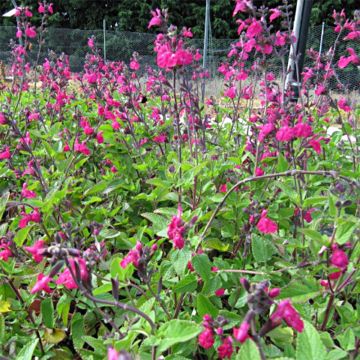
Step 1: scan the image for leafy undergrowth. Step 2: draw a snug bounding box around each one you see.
[0,2,359,360]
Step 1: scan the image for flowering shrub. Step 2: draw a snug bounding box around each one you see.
[0,1,359,359]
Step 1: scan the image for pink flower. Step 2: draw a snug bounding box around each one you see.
[224,86,236,99]
[19,208,41,228]
[257,209,278,234]
[182,27,193,38]
[24,239,45,263]
[153,134,167,143]
[25,8,33,17]
[16,28,22,38]
[38,3,45,13]
[167,205,186,249]
[194,50,202,61]
[344,31,360,40]
[25,26,37,39]
[215,288,225,297]
[315,84,326,96]
[198,328,215,349]
[338,98,351,112]
[148,8,162,28]
[308,137,322,154]
[338,48,359,68]
[156,44,193,69]
[56,258,88,290]
[88,37,95,48]
[330,247,348,270]
[233,321,250,343]
[276,126,294,142]
[0,113,6,125]
[31,274,52,294]
[107,347,119,360]
[74,138,91,156]
[268,287,281,298]
[21,183,37,199]
[271,299,304,332]
[48,3,53,14]
[259,123,274,142]
[303,208,315,223]
[255,167,264,176]
[121,242,142,268]
[246,20,263,38]
[63,143,70,152]
[270,8,282,22]
[217,337,233,359]
[28,112,40,121]
[0,241,12,261]
[130,60,140,71]
[233,0,251,16]
[294,123,312,138]
[219,184,227,193]
[96,132,104,144]
[0,147,11,160]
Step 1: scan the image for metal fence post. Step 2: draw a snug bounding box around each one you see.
[202,0,210,101]
[319,21,325,56]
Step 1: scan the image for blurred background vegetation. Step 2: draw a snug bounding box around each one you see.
[0,0,359,37]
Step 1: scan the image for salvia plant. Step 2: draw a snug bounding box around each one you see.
[0,0,359,359]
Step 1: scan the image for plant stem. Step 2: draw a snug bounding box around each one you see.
[7,278,45,355]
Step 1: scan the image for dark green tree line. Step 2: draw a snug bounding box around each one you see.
[0,0,358,38]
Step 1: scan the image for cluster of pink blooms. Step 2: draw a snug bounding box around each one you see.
[198,315,233,359]
[0,239,13,261]
[148,9,201,70]
[255,209,278,234]
[120,241,157,269]
[320,243,350,287]
[31,257,89,294]
[270,299,304,332]
[19,208,41,228]
[167,205,186,249]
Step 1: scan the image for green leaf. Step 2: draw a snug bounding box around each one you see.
[235,339,261,360]
[299,228,329,245]
[71,313,85,352]
[325,348,348,360]
[173,274,198,294]
[57,294,71,327]
[279,280,321,303]
[337,328,355,351]
[252,236,275,263]
[141,212,169,236]
[296,321,326,360]
[14,227,31,246]
[0,314,4,343]
[41,298,54,329]
[171,248,192,276]
[206,238,229,252]
[277,153,289,172]
[0,192,9,221]
[155,320,202,353]
[110,256,134,281]
[192,254,212,280]
[44,328,67,344]
[335,219,357,245]
[328,195,336,217]
[82,335,107,353]
[197,293,218,318]
[15,338,39,360]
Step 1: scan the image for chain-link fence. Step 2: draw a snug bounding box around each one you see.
[0,25,359,90]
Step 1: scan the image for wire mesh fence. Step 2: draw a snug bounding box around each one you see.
[0,25,359,90]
